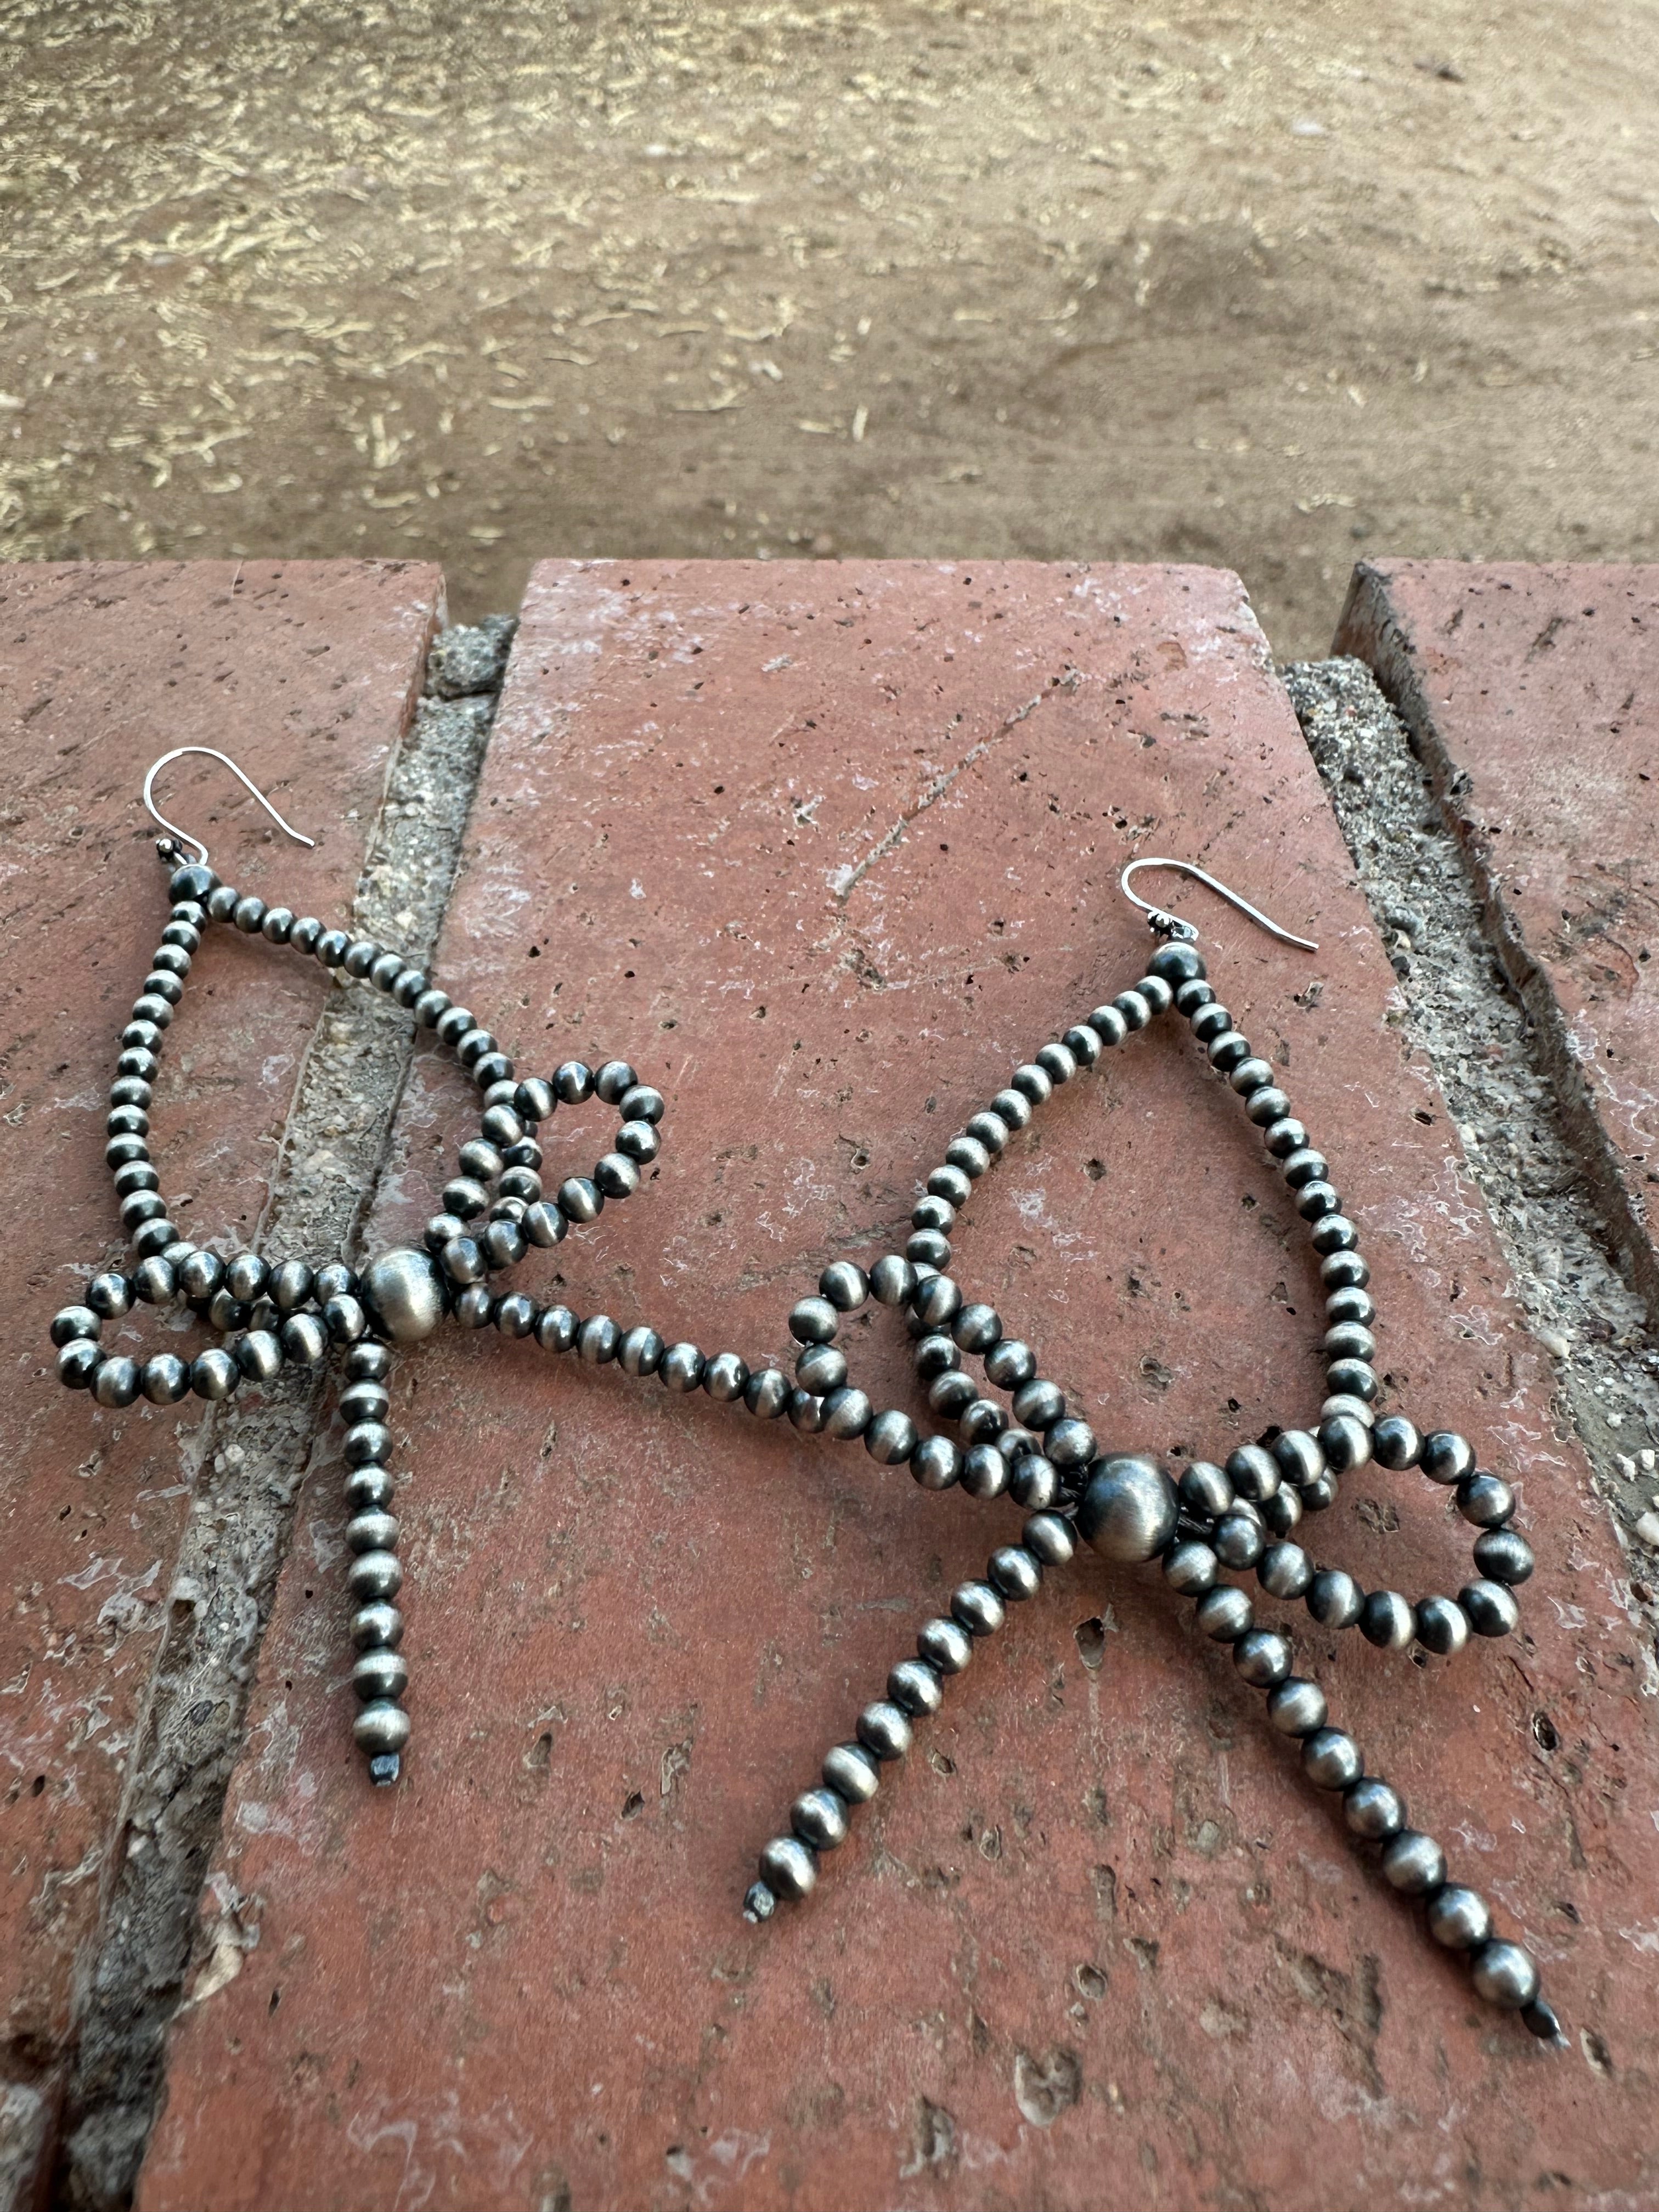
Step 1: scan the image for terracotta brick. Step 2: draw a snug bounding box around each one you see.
[0,563,439,2134]
[1336,560,1659,1310]
[146,563,1656,2211]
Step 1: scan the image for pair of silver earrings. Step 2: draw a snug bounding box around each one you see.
[46,748,1558,2041]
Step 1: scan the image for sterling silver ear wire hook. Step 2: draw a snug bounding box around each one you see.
[1119,856,1318,953]
[142,746,317,871]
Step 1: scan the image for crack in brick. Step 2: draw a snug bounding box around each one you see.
[829,670,1078,908]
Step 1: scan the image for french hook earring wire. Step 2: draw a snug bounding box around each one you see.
[141,746,318,871]
[1120,856,1318,954]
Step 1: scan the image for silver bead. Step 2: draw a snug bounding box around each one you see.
[359,1248,447,1342]
[791,1788,850,1850]
[1470,1940,1540,2010]
[88,1272,134,1319]
[869,1255,916,1306]
[1343,1778,1405,1839]
[1370,1414,1422,1470]
[1012,1378,1064,1430]
[759,1836,817,1900]
[1473,1528,1534,1585]
[788,1296,839,1344]
[495,1293,537,1339]
[819,1260,869,1312]
[990,1087,1034,1130]
[1317,1412,1373,1474]
[952,1301,1001,1352]
[1420,1430,1476,1486]
[353,1649,409,1703]
[1046,1415,1097,1469]
[351,1602,403,1651]
[960,1443,1009,1499]
[1307,1568,1363,1629]
[347,1509,399,1554]
[1233,1629,1292,1688]
[534,1305,578,1353]
[92,1356,140,1409]
[1381,1829,1446,1894]
[522,1201,567,1249]
[345,1465,394,1511]
[659,1342,706,1392]
[703,1351,750,1401]
[856,1701,913,1762]
[593,1152,640,1200]
[743,1367,789,1418]
[50,1305,100,1346]
[1215,1512,1265,1570]
[1009,1062,1052,1103]
[1426,1885,1492,1950]
[556,1176,602,1224]
[1413,1596,1470,1657]
[1258,1542,1312,1600]
[1194,1586,1254,1641]
[823,1742,881,1803]
[963,1111,1009,1156]
[917,1617,973,1674]
[1164,1541,1219,1597]
[1301,1727,1363,1790]
[235,1327,285,1380]
[865,1409,918,1465]
[1274,1431,1325,1488]
[1267,1677,1327,1736]
[1180,1460,1234,1518]
[281,1313,329,1366]
[57,1341,102,1389]
[912,1274,962,1330]
[1223,1444,1280,1502]
[989,1546,1042,1602]
[1460,1579,1521,1638]
[984,1336,1036,1389]
[1455,1472,1515,1528]
[822,1386,872,1440]
[950,1581,1006,1638]
[347,1549,403,1600]
[140,1352,191,1405]
[1022,1510,1076,1566]
[1078,1454,1178,1562]
[787,1389,825,1432]
[910,1435,961,1490]
[191,1348,239,1401]
[888,1658,944,1717]
[796,1342,848,1394]
[352,1702,411,1756]
[1359,1590,1415,1650]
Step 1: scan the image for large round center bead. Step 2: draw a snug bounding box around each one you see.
[1077,1453,1178,1562]
[359,1248,448,1342]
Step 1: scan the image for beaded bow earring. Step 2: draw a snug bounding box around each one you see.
[50,763,1558,2042]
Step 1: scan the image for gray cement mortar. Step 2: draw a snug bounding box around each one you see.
[54,625,513,2212]
[1284,658,1659,1645]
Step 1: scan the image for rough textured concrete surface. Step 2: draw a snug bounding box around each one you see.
[0,560,441,2195]
[142,562,1656,2211]
[1336,561,1659,1318]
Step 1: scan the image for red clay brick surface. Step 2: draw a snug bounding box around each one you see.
[0,563,439,2129]
[143,562,1655,2209]
[1336,560,1659,1309]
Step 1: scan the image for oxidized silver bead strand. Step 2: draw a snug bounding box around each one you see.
[49,811,1560,2038]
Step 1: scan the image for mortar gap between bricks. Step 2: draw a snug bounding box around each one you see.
[1283,656,1659,1661]
[50,615,517,2212]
